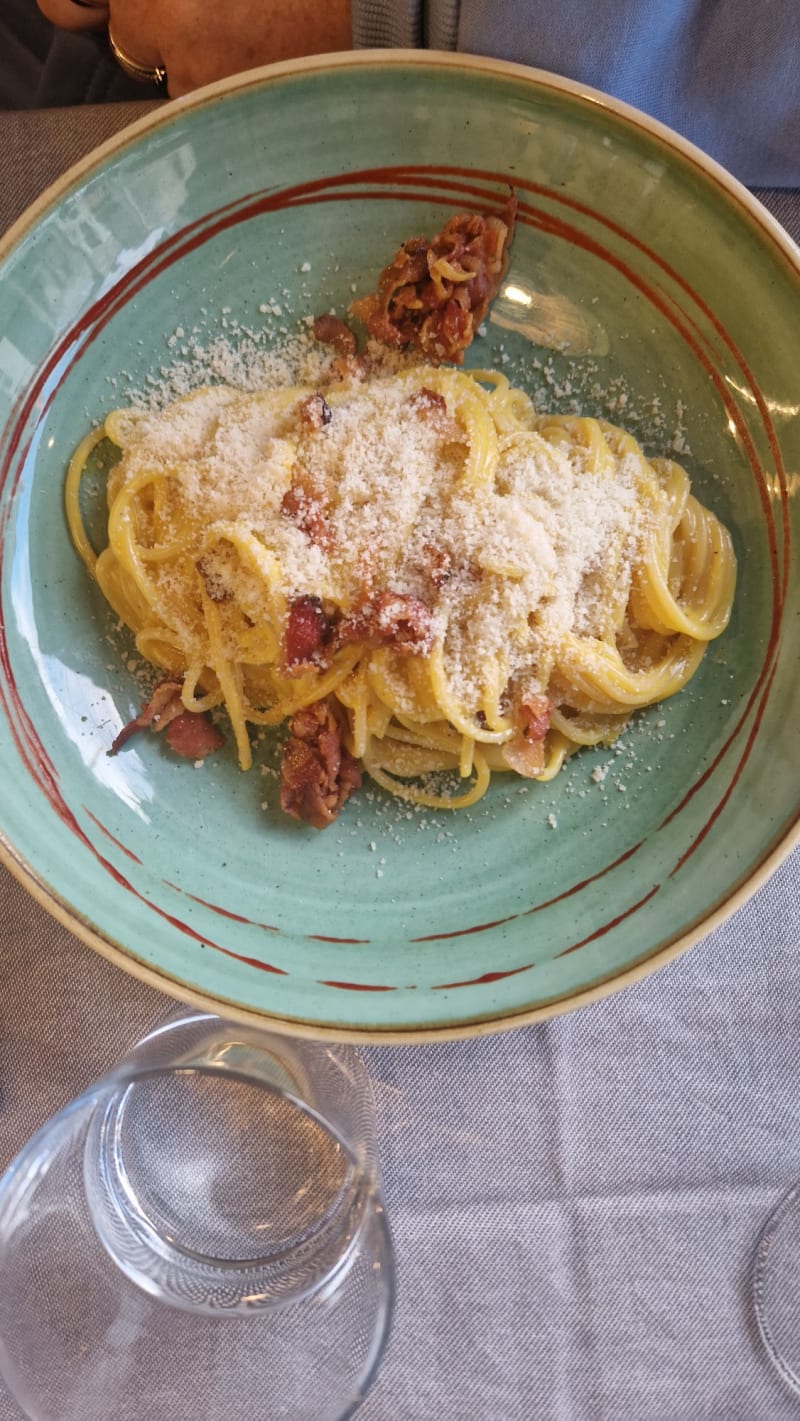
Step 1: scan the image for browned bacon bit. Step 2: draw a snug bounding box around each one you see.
[520,694,552,742]
[406,387,463,442]
[280,698,362,829]
[164,711,225,759]
[500,694,552,778]
[350,193,517,365]
[109,677,224,760]
[297,392,332,429]
[375,592,434,653]
[421,542,453,591]
[196,554,233,603]
[408,387,448,418]
[338,591,434,656]
[312,313,357,358]
[280,464,335,551]
[109,677,184,753]
[330,352,369,383]
[281,595,334,676]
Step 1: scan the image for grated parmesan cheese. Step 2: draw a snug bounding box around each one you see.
[113,365,650,724]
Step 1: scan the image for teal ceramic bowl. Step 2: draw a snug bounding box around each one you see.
[0,54,798,1040]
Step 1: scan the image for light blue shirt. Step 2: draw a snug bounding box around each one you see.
[353,0,800,186]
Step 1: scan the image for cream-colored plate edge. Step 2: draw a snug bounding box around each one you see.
[1,48,798,1042]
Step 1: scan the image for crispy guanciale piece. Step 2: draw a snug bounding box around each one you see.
[163,710,226,759]
[196,552,233,603]
[281,594,335,676]
[312,313,357,358]
[350,194,517,364]
[405,387,463,442]
[337,591,434,655]
[282,589,434,681]
[109,677,224,759]
[311,314,369,381]
[500,694,552,778]
[420,541,453,591]
[519,694,552,743]
[280,461,335,551]
[280,698,362,829]
[297,392,333,430]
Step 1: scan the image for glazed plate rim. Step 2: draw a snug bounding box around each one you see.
[1,50,798,1042]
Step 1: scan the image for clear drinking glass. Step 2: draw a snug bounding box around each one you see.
[0,1012,394,1421]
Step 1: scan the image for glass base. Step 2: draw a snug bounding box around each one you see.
[0,1016,394,1421]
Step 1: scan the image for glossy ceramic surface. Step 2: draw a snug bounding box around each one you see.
[0,54,797,1039]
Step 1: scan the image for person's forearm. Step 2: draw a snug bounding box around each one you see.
[36,0,353,96]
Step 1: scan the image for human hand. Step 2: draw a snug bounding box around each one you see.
[36,0,353,97]
[36,0,109,34]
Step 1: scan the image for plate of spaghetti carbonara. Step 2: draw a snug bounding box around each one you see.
[0,54,796,1039]
[66,361,735,829]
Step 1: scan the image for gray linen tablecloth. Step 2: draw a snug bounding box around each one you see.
[1,102,799,1421]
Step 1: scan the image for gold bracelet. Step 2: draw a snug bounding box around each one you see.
[108,28,167,88]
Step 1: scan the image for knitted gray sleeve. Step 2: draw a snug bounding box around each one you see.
[352,0,460,50]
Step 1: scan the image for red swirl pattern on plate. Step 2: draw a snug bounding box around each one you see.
[0,163,788,996]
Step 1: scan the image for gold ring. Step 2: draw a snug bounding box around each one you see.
[108,28,167,88]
